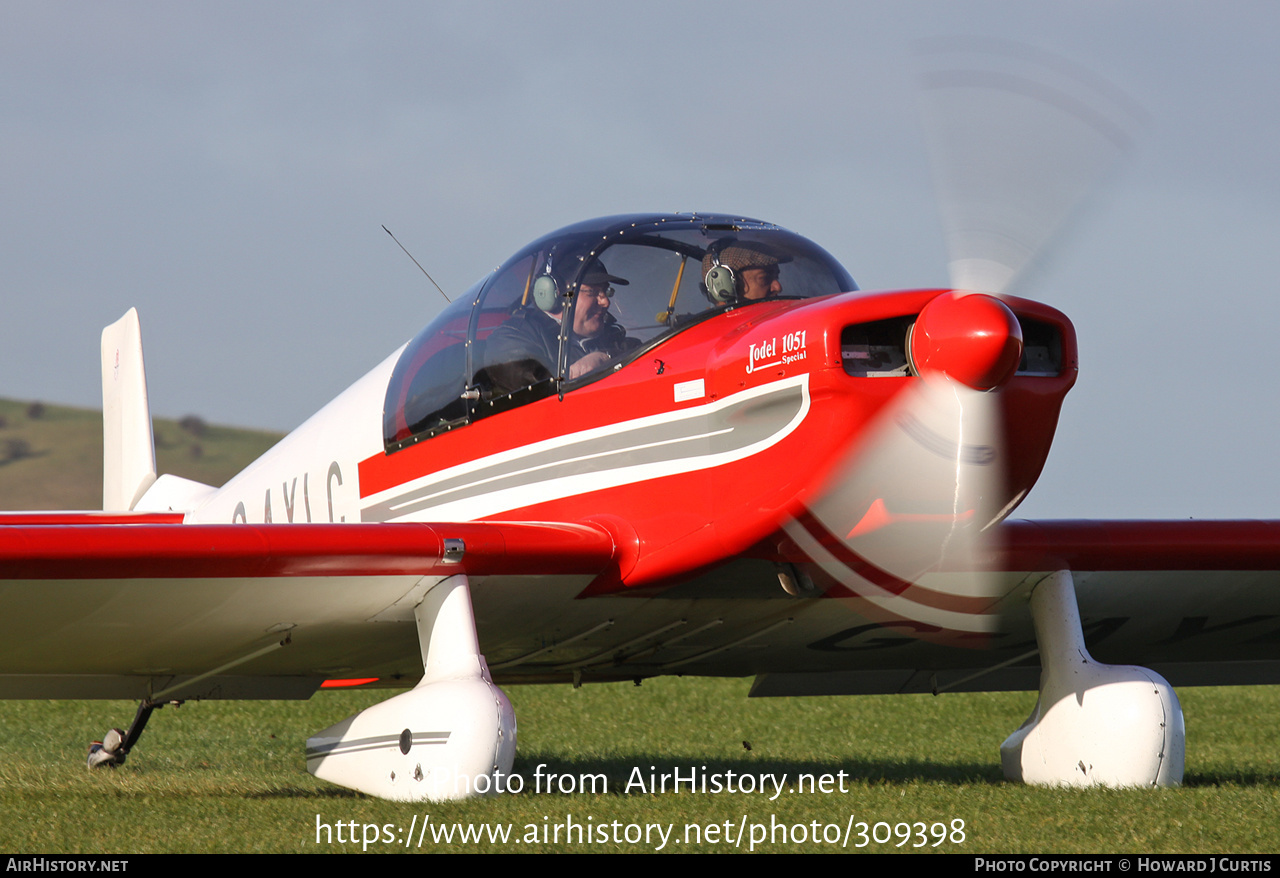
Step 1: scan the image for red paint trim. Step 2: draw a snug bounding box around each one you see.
[320,678,380,688]
[795,509,996,614]
[358,382,681,500]
[794,508,915,595]
[0,521,618,580]
[998,520,1280,571]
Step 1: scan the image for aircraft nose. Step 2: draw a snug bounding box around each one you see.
[909,291,1023,390]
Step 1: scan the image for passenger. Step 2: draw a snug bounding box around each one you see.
[481,257,637,395]
[701,241,789,303]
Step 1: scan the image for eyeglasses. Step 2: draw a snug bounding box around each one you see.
[577,284,615,299]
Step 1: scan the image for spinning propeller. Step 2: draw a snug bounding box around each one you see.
[798,41,1143,643]
[918,37,1145,297]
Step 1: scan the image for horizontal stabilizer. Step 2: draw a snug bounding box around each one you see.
[134,474,218,514]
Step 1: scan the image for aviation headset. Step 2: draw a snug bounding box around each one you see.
[532,251,568,313]
[531,274,562,313]
[703,240,739,304]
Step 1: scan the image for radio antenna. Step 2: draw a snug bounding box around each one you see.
[382,225,451,303]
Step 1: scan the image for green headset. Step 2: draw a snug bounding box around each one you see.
[532,251,569,313]
[703,240,739,304]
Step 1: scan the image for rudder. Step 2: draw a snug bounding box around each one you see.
[101,308,156,511]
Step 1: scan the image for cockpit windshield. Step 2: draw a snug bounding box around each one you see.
[383,214,856,451]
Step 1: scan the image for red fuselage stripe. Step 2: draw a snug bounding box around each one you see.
[794,509,998,614]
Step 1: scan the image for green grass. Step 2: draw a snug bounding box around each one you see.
[0,679,1276,853]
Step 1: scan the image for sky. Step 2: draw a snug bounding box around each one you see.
[2,1,1278,520]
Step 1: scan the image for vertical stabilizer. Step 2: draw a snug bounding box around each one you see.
[101,308,157,511]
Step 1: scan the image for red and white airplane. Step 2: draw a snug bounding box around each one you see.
[3,59,1278,801]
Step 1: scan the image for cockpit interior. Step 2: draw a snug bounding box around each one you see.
[383,214,857,452]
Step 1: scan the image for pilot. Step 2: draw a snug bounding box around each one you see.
[480,256,637,395]
[701,242,789,303]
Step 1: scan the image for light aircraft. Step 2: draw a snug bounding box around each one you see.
[3,50,1278,801]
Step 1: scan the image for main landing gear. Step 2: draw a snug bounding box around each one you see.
[305,574,516,801]
[1002,570,1185,787]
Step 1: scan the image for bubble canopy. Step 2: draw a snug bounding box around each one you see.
[383,213,857,452]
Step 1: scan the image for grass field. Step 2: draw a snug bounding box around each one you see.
[1,399,1276,854]
[0,678,1277,854]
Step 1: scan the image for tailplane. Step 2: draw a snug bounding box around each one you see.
[101,308,157,511]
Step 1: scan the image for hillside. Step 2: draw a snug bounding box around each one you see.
[0,398,283,511]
